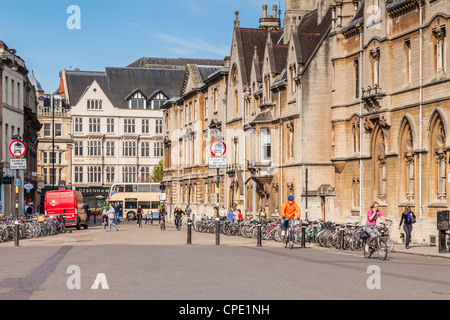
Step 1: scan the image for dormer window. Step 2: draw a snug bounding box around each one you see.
[127,90,147,109]
[149,91,168,110]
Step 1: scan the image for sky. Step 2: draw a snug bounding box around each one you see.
[0,0,284,93]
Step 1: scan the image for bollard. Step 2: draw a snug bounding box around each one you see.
[301,226,306,248]
[257,222,262,247]
[215,218,220,245]
[14,219,19,247]
[187,218,192,245]
[340,229,344,250]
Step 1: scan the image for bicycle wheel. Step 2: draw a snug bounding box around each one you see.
[384,237,394,253]
[289,229,294,249]
[377,238,388,260]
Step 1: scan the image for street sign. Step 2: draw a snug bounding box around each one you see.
[208,157,227,169]
[9,140,26,158]
[14,178,21,186]
[24,183,34,191]
[10,158,27,170]
[210,140,226,157]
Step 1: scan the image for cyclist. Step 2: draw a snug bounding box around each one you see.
[174,206,184,229]
[280,195,301,236]
[365,201,387,252]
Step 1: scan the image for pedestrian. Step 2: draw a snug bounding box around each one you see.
[114,202,120,224]
[365,201,387,252]
[237,209,243,221]
[398,206,416,249]
[137,206,143,227]
[227,208,234,222]
[107,204,119,231]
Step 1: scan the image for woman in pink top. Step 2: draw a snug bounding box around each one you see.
[365,201,387,252]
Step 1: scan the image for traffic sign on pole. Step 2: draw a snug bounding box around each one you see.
[9,140,27,158]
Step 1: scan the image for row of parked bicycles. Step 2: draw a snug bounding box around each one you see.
[193,216,394,256]
[0,213,69,243]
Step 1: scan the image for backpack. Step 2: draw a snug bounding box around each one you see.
[359,230,370,240]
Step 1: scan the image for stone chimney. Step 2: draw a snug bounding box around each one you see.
[259,4,281,30]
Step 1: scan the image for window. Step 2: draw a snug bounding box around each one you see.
[87,99,102,110]
[124,119,135,133]
[141,142,150,157]
[106,141,115,156]
[74,118,83,133]
[43,168,48,184]
[89,118,100,133]
[74,141,83,156]
[354,59,359,98]
[260,129,271,162]
[129,91,146,109]
[155,119,163,134]
[88,166,102,183]
[154,142,163,157]
[140,167,151,182]
[75,166,83,183]
[55,124,62,137]
[131,98,145,109]
[122,141,137,157]
[107,118,114,133]
[123,167,137,183]
[44,124,51,137]
[151,92,167,110]
[142,119,149,134]
[105,167,115,183]
[88,140,101,156]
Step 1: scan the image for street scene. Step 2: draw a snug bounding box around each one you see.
[1,0,450,304]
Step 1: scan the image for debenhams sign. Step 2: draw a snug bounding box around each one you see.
[76,187,109,195]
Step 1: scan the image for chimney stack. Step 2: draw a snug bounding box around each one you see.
[259,4,281,30]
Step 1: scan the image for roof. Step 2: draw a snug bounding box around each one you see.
[127,57,225,69]
[296,8,332,66]
[238,28,284,82]
[64,67,186,108]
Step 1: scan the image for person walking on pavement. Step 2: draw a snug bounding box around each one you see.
[398,206,416,249]
[280,195,301,236]
[107,204,119,231]
[137,206,143,227]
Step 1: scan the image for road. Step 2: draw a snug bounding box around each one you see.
[0,221,449,301]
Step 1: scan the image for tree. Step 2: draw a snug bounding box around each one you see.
[152,158,164,183]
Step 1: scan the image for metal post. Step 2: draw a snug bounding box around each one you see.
[187,218,192,245]
[305,168,308,221]
[257,214,262,247]
[340,229,344,250]
[215,168,220,245]
[301,226,306,248]
[14,170,19,247]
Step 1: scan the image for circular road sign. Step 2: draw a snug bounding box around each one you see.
[210,140,226,157]
[9,140,27,158]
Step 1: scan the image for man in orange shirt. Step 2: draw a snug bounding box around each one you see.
[280,195,301,236]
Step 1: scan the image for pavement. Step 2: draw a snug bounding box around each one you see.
[4,218,450,260]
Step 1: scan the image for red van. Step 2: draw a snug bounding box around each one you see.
[44,190,88,229]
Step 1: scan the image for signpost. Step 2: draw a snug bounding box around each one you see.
[9,139,26,247]
[210,139,226,245]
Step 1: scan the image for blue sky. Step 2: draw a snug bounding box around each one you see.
[0,0,284,93]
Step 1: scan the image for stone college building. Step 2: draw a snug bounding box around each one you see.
[161,0,450,245]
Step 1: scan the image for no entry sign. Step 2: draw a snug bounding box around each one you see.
[210,140,226,157]
[9,140,27,158]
